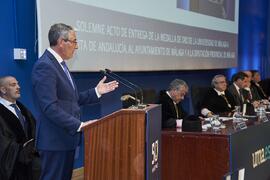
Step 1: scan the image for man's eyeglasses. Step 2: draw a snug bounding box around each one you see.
[216,81,227,84]
[64,39,78,45]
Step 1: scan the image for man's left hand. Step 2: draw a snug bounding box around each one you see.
[96,76,119,95]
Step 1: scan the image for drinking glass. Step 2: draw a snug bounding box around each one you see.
[210,114,221,131]
[233,106,242,123]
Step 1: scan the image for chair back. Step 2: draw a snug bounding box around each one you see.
[191,86,210,115]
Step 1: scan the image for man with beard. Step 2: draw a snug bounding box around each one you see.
[0,76,40,180]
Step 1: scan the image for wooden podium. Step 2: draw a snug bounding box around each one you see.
[83,104,161,180]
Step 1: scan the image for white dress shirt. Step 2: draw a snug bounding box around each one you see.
[0,97,19,118]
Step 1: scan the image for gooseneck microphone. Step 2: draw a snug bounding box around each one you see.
[105,68,144,105]
[100,70,139,106]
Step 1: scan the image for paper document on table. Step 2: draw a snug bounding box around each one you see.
[204,117,233,122]
[202,124,211,131]
[219,117,233,121]
[238,168,245,180]
[243,115,256,118]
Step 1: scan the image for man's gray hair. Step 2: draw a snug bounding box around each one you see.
[168,79,188,91]
[211,74,226,87]
[48,23,74,46]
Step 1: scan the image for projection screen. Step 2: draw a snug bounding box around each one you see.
[37,0,239,72]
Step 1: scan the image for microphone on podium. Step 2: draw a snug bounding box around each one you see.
[100,70,141,108]
[120,94,138,101]
[101,69,146,109]
[105,68,144,105]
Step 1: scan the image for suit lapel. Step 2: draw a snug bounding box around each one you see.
[167,94,178,118]
[45,50,78,92]
[17,101,35,139]
[232,85,242,105]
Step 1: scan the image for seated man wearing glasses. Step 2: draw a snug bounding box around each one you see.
[201,74,236,117]
[158,79,188,129]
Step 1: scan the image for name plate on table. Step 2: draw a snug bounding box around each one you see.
[234,121,247,130]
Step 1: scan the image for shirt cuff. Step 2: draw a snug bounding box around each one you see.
[95,87,101,98]
[201,108,211,117]
[77,122,84,132]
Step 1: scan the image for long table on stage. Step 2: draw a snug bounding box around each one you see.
[161,119,270,180]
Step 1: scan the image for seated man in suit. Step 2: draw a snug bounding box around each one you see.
[228,72,258,115]
[0,76,40,180]
[158,79,188,129]
[250,70,269,100]
[243,70,261,102]
[228,72,249,107]
[259,78,270,98]
[201,74,236,117]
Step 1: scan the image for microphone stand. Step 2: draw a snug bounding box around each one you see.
[105,69,146,109]
[100,70,141,108]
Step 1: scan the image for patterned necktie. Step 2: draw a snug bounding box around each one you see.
[239,89,244,103]
[220,94,231,108]
[61,61,75,89]
[10,104,27,132]
[174,103,179,119]
[248,90,253,100]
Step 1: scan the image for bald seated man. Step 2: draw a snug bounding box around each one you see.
[0,76,40,180]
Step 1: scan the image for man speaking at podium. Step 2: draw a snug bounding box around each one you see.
[32,23,118,180]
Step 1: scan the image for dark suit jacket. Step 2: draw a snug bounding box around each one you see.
[158,90,187,129]
[228,84,246,106]
[0,101,39,180]
[259,78,270,97]
[251,82,267,100]
[228,84,255,114]
[32,50,99,151]
[201,88,236,116]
